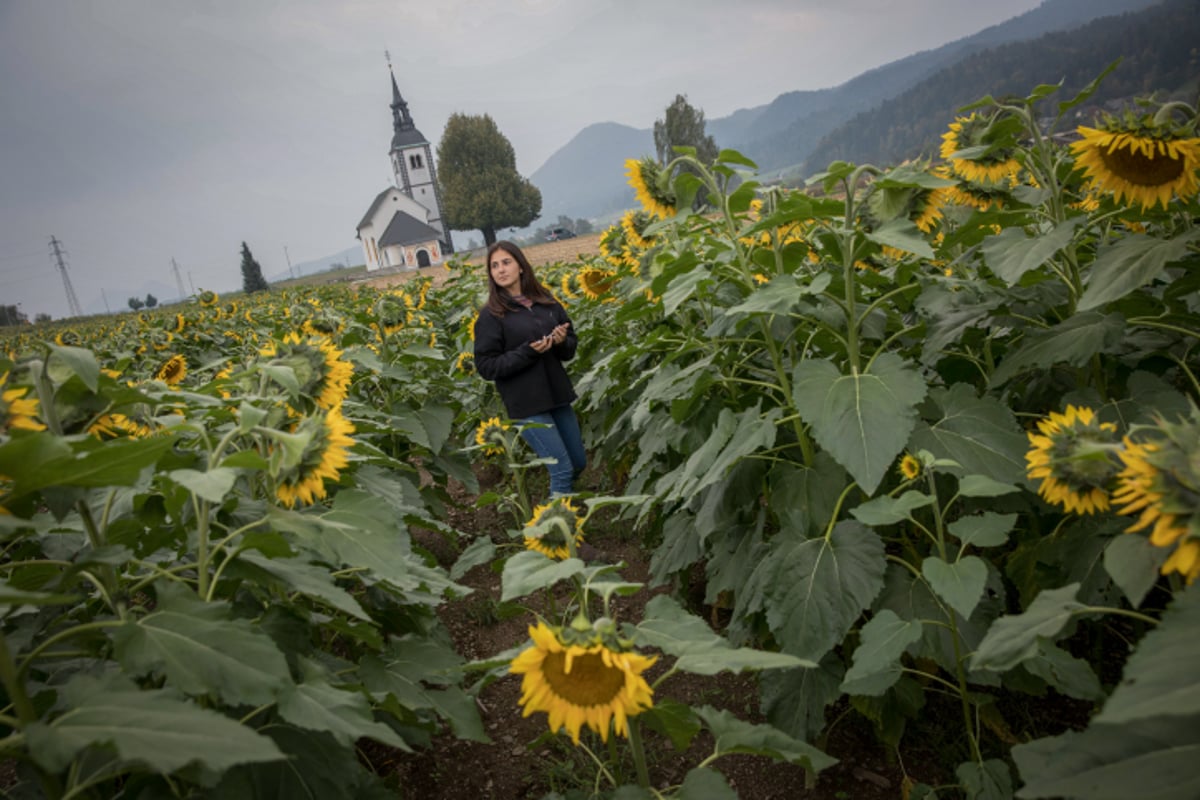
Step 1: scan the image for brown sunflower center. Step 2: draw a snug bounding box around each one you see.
[1100,143,1185,187]
[541,650,626,707]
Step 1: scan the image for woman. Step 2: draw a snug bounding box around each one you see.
[473,240,586,496]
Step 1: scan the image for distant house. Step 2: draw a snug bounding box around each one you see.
[356,66,453,271]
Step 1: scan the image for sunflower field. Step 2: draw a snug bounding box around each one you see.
[2,73,1200,799]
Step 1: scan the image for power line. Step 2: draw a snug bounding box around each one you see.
[49,236,83,318]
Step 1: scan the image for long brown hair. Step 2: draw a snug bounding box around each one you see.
[484,240,557,317]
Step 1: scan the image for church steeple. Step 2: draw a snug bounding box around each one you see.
[383,52,452,255]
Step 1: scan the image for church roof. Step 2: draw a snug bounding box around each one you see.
[390,68,428,150]
[356,187,396,231]
[378,210,443,248]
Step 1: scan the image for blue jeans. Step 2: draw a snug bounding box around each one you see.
[519,405,587,495]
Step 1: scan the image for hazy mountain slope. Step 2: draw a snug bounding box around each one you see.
[530,122,653,221]
[801,0,1199,174]
[530,0,1164,221]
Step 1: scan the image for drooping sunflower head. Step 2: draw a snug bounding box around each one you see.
[274,406,356,508]
[455,351,475,375]
[1111,409,1200,582]
[1025,405,1121,515]
[88,411,155,440]
[301,309,346,338]
[940,113,1022,185]
[145,328,174,352]
[578,267,618,302]
[1069,121,1200,211]
[154,354,188,386]
[54,329,82,347]
[509,619,656,744]
[1,371,47,434]
[197,289,219,308]
[524,497,584,560]
[259,333,353,411]
[474,416,509,456]
[620,209,654,252]
[898,453,922,481]
[625,157,676,219]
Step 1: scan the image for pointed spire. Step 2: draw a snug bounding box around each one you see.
[389,65,414,134]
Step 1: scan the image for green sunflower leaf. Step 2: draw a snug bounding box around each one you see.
[840,609,923,697]
[1078,230,1200,311]
[679,768,737,800]
[792,353,927,495]
[864,218,935,260]
[1102,533,1167,609]
[1013,713,1200,800]
[923,555,989,620]
[25,673,284,774]
[980,218,1083,286]
[1096,583,1200,724]
[230,552,370,621]
[765,521,887,662]
[167,467,237,504]
[111,582,291,706]
[950,512,1017,549]
[277,680,409,749]
[989,311,1125,387]
[632,595,815,675]
[725,273,831,317]
[970,583,1086,672]
[957,759,1013,800]
[851,490,933,526]
[909,384,1029,485]
[694,706,837,772]
[762,655,846,743]
[500,550,585,602]
[12,434,175,495]
[45,344,100,392]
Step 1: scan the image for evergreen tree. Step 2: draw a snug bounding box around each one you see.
[436,113,542,246]
[144,293,158,308]
[240,242,269,294]
[653,94,719,167]
[127,297,144,311]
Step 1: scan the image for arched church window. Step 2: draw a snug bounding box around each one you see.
[409,153,424,170]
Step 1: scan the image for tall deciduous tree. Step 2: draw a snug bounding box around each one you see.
[653,94,719,167]
[437,113,542,246]
[240,242,269,294]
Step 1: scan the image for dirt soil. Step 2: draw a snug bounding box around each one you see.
[380,463,937,800]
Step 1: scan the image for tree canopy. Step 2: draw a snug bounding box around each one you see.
[437,113,542,246]
[653,94,718,167]
[240,242,269,294]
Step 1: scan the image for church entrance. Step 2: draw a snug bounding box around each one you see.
[416,249,431,267]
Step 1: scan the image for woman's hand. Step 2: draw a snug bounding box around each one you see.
[530,335,554,353]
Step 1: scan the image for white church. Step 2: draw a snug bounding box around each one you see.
[356,68,453,271]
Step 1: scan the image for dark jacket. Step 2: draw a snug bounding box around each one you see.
[473,297,578,419]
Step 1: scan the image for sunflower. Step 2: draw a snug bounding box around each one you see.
[275,406,356,508]
[559,273,578,299]
[54,330,82,347]
[1,372,46,433]
[1070,124,1200,211]
[475,416,509,456]
[510,620,656,744]
[578,267,618,301]
[1111,411,1200,582]
[620,209,653,251]
[524,497,584,560]
[625,157,676,219]
[259,333,353,410]
[154,354,187,386]
[898,454,921,481]
[89,412,154,439]
[940,114,1021,184]
[197,289,219,308]
[1025,406,1121,515]
[456,351,475,374]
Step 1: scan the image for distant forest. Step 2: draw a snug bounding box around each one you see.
[798,0,1200,174]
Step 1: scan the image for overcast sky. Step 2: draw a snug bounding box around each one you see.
[0,0,1043,320]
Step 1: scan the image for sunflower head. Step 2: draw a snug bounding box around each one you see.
[1,372,46,434]
[259,333,353,411]
[475,416,509,456]
[1111,409,1200,582]
[1025,405,1121,515]
[1069,118,1200,211]
[899,453,922,481]
[525,497,584,560]
[509,619,656,744]
[620,209,655,252]
[578,267,618,301]
[154,354,188,386]
[274,406,356,508]
[940,113,1022,184]
[54,330,82,347]
[456,351,475,375]
[625,157,676,219]
[197,289,219,308]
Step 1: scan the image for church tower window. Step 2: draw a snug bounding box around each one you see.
[409,153,424,170]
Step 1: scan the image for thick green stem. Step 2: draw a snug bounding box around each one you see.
[628,718,651,789]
